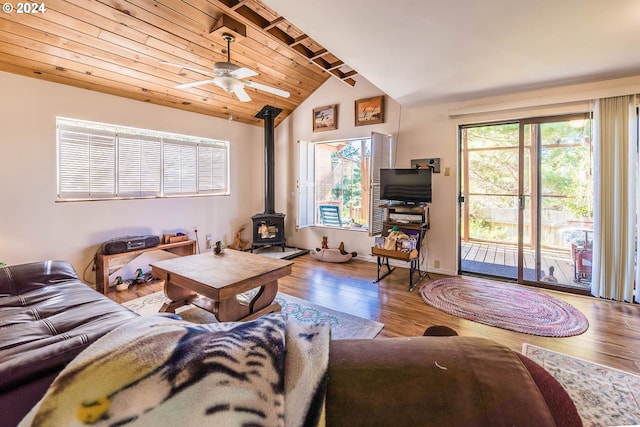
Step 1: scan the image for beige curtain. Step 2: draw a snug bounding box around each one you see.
[591,95,637,302]
[637,100,640,305]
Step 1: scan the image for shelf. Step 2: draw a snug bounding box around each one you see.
[371,247,418,261]
[94,240,196,295]
[373,204,430,290]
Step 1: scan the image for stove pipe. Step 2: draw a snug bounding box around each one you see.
[255,105,282,215]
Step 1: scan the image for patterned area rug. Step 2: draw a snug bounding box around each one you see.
[523,344,640,427]
[123,291,383,340]
[419,277,589,336]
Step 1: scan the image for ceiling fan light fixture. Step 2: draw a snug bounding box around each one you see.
[214,76,241,93]
[213,61,239,76]
[163,32,285,103]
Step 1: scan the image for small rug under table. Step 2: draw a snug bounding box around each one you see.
[123,291,383,340]
[523,343,640,427]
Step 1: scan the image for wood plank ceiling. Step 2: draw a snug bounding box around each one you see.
[0,0,358,127]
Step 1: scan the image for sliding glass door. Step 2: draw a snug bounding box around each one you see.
[524,116,593,288]
[460,122,521,279]
[460,114,592,291]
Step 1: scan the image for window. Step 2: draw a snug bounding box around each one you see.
[297,132,393,235]
[56,118,229,200]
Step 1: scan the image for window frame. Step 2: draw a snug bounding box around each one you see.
[56,117,230,201]
[297,132,393,236]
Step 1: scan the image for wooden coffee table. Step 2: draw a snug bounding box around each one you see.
[149,250,293,322]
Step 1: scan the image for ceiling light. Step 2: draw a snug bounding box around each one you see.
[214,76,241,93]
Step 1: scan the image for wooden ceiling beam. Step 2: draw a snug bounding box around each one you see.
[209,13,247,40]
[310,49,328,60]
[325,60,344,71]
[289,35,309,48]
[329,68,356,86]
[264,16,285,31]
[229,0,250,11]
[209,0,357,86]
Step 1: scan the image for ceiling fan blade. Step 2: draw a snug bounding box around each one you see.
[175,79,217,89]
[244,81,290,98]
[160,61,212,76]
[233,86,252,102]
[230,67,258,79]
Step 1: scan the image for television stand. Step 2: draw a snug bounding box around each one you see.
[371,205,430,291]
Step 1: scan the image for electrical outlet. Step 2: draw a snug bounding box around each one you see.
[205,234,213,249]
[434,259,440,269]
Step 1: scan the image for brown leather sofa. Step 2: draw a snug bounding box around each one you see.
[1,261,581,426]
[0,260,138,426]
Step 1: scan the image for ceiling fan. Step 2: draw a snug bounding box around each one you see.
[161,33,290,102]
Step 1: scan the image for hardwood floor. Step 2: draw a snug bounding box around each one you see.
[109,253,640,375]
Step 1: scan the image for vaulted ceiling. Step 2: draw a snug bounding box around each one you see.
[0,0,358,127]
[263,0,640,107]
[2,1,640,129]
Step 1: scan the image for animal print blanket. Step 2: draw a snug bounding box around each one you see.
[20,312,330,427]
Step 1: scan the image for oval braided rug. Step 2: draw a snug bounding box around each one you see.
[419,277,589,337]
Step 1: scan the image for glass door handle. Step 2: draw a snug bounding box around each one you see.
[519,195,525,210]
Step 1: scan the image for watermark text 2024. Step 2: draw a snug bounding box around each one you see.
[2,2,46,14]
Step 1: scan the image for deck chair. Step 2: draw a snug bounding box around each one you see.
[319,205,342,227]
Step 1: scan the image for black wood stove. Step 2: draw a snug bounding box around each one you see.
[251,105,285,252]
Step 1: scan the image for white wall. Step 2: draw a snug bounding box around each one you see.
[0,71,265,279]
[275,76,461,273]
[274,76,407,264]
[276,73,640,276]
[4,69,639,280]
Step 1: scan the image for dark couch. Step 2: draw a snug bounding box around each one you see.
[1,261,581,426]
[0,261,138,426]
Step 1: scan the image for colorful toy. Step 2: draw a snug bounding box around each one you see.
[113,276,132,292]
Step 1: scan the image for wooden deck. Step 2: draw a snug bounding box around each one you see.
[461,241,590,291]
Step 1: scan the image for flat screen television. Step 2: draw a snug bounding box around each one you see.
[380,168,432,204]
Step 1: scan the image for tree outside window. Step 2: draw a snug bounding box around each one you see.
[315,139,370,228]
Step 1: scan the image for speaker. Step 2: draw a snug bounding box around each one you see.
[101,235,161,255]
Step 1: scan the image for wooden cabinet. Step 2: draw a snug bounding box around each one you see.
[94,240,196,294]
[372,205,430,290]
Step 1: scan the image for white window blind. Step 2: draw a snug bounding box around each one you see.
[117,134,161,196]
[58,125,116,198]
[56,118,230,200]
[163,139,198,194]
[198,144,228,193]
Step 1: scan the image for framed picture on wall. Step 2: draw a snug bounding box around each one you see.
[312,104,338,132]
[355,95,384,126]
